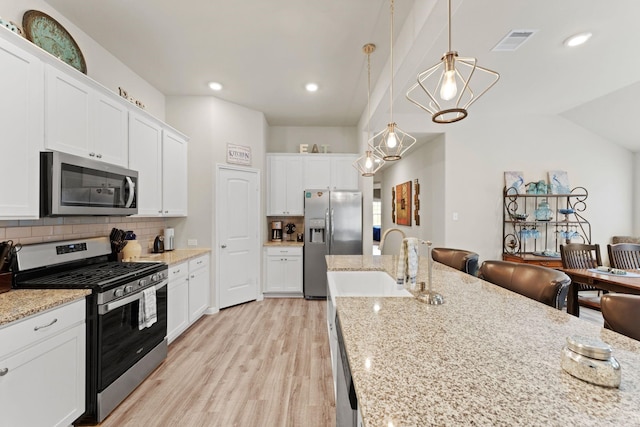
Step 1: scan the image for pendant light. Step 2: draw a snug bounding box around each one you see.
[353,43,385,177]
[370,0,416,161]
[406,0,500,124]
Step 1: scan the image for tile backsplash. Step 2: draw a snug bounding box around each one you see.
[266,216,304,242]
[0,217,169,254]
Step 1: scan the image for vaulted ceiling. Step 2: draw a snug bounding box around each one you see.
[45,0,640,152]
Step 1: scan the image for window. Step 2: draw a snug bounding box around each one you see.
[372,199,381,227]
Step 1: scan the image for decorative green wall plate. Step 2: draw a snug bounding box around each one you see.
[22,10,87,74]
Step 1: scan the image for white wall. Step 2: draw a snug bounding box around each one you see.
[3,1,166,119]
[375,113,634,265]
[268,126,358,153]
[379,135,446,255]
[165,95,266,309]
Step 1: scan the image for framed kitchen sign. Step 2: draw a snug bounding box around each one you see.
[227,144,251,166]
[395,180,412,226]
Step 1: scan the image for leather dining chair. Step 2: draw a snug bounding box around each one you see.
[607,243,640,270]
[431,248,479,276]
[478,260,571,310]
[560,243,604,310]
[601,294,640,341]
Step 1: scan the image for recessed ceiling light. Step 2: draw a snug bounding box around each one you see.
[564,32,592,47]
[305,83,319,92]
[208,81,223,91]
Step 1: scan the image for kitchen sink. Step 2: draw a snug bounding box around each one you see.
[326,271,412,306]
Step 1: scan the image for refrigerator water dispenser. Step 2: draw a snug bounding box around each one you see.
[309,218,326,243]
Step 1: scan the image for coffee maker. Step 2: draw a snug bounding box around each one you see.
[270,221,283,242]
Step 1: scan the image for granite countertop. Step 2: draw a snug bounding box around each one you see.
[263,241,304,247]
[329,255,640,425]
[0,289,90,327]
[136,248,211,265]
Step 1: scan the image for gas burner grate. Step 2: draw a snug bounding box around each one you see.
[19,262,162,288]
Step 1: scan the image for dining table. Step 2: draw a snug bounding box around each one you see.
[561,268,640,317]
[328,255,640,425]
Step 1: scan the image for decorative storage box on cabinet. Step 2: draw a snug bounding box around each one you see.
[502,185,591,265]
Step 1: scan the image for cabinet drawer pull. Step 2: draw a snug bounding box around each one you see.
[190,275,195,279]
[34,318,58,331]
[197,260,203,264]
[0,367,8,376]
[89,152,95,157]
[96,153,102,159]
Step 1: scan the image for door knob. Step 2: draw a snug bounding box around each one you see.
[221,244,227,248]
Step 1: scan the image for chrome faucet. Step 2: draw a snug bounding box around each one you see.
[378,228,406,254]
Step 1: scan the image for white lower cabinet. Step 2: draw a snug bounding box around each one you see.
[167,254,210,344]
[167,262,189,344]
[188,255,210,323]
[0,299,86,427]
[263,246,303,295]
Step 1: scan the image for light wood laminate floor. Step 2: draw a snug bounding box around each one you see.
[99,299,335,427]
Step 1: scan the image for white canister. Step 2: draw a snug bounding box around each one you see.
[121,240,142,261]
[164,228,175,251]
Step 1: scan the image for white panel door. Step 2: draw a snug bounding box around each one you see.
[217,166,260,309]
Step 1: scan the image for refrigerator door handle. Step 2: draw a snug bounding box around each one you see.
[330,208,335,249]
[325,208,330,253]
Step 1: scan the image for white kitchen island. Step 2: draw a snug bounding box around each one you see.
[327,255,640,426]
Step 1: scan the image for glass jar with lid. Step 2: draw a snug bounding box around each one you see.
[534,199,553,221]
[561,335,621,387]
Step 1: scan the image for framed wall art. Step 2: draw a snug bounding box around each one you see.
[395,181,412,226]
[548,170,570,194]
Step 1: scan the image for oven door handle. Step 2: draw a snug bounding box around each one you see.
[99,281,167,315]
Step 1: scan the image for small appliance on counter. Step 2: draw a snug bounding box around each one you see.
[164,228,175,251]
[285,223,296,241]
[271,221,283,242]
[153,235,165,253]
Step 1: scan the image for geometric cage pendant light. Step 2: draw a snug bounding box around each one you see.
[370,0,416,161]
[406,0,500,124]
[353,43,385,177]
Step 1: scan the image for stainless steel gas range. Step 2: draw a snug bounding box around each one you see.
[13,237,168,425]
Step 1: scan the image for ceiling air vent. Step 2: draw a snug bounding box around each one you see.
[492,29,538,52]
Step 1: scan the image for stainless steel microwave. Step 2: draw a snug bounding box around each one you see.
[40,151,138,216]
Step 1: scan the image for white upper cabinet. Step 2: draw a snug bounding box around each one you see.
[303,154,359,190]
[128,114,188,217]
[162,129,188,216]
[303,156,331,189]
[330,155,359,190]
[128,112,163,216]
[267,155,304,215]
[90,91,129,167]
[44,65,129,167]
[0,33,44,219]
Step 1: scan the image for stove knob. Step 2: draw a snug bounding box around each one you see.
[114,288,124,298]
[151,273,159,282]
[124,285,134,294]
[138,279,148,288]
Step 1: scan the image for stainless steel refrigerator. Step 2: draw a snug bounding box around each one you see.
[304,190,362,299]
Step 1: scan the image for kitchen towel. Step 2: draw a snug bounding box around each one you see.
[138,286,157,330]
[396,237,419,289]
